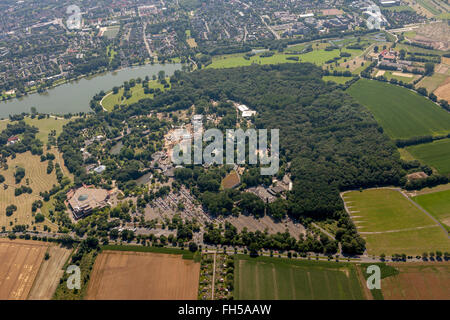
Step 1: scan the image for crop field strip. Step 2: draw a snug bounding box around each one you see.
[347,79,450,140]
[0,239,48,300]
[406,138,450,175]
[234,256,365,300]
[342,188,450,255]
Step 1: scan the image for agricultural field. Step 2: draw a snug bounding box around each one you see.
[434,77,450,102]
[27,244,72,300]
[101,80,168,111]
[234,256,365,300]
[0,152,59,231]
[0,239,49,299]
[381,263,450,300]
[85,250,200,299]
[413,189,450,230]
[406,138,450,175]
[347,79,450,139]
[416,73,448,94]
[342,188,450,256]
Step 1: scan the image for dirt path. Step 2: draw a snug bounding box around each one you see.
[359,225,439,235]
[355,265,373,300]
[28,245,72,300]
[399,190,449,237]
[312,222,335,240]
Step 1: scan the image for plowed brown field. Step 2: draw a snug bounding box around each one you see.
[0,239,48,300]
[85,251,200,300]
[382,262,450,300]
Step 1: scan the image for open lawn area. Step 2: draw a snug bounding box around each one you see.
[1,116,72,145]
[207,46,363,69]
[405,138,450,175]
[24,117,71,144]
[413,189,450,230]
[101,80,168,111]
[347,79,450,139]
[342,188,450,256]
[234,255,365,300]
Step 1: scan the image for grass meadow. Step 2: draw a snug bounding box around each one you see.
[342,189,450,256]
[413,189,450,231]
[207,46,363,69]
[101,80,168,111]
[406,138,450,175]
[234,255,365,300]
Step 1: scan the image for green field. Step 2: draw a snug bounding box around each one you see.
[234,255,365,300]
[24,117,71,143]
[0,117,71,144]
[322,76,353,84]
[101,80,168,111]
[416,0,441,15]
[382,71,416,83]
[207,47,363,69]
[342,189,450,255]
[102,26,120,39]
[413,189,450,230]
[406,138,450,174]
[347,79,450,139]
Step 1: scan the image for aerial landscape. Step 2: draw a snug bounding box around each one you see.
[0,0,449,306]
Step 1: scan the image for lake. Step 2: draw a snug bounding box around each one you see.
[0,63,182,119]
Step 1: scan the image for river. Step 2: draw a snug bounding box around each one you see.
[0,63,182,119]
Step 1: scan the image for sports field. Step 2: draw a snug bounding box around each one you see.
[347,79,450,139]
[0,239,48,299]
[413,189,450,229]
[85,250,200,300]
[342,188,450,255]
[381,263,450,300]
[406,138,450,174]
[234,256,365,300]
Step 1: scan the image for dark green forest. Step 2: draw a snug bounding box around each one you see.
[58,63,407,254]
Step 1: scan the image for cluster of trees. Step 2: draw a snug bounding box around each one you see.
[0,121,42,157]
[203,222,339,256]
[58,63,409,254]
[14,185,32,196]
[6,204,17,217]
